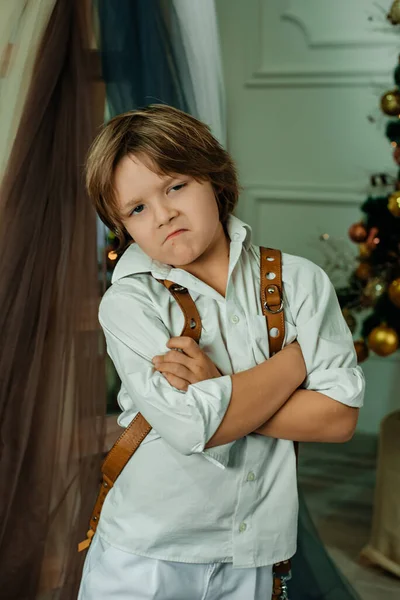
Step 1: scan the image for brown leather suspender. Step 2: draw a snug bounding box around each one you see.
[260,247,285,355]
[78,246,292,599]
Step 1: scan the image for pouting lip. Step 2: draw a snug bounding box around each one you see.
[165,229,187,242]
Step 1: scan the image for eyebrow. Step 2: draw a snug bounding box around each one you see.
[121,197,143,216]
[120,175,177,216]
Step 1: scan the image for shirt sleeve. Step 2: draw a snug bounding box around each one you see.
[98,280,233,466]
[287,258,365,408]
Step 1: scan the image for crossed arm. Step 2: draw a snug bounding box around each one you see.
[152,336,359,446]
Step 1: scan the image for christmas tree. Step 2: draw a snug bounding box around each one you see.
[336,1,400,363]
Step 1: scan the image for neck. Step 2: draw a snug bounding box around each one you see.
[177,225,230,297]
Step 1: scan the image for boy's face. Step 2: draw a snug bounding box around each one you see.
[114,153,226,269]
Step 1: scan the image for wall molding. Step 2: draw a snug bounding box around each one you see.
[242,181,367,205]
[246,68,394,88]
[282,1,398,49]
[237,181,366,258]
[245,0,397,88]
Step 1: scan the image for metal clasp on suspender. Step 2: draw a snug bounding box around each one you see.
[264,283,284,314]
[263,299,284,314]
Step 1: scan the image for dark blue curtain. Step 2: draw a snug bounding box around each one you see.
[96,0,194,116]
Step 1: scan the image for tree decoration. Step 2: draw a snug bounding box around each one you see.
[320,44,400,362]
[388,191,400,216]
[365,226,380,249]
[388,0,400,25]
[354,339,369,363]
[380,89,400,116]
[363,277,386,304]
[368,324,399,356]
[388,278,400,307]
[348,221,368,243]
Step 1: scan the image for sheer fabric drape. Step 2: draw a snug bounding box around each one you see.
[0,1,106,597]
[170,0,227,146]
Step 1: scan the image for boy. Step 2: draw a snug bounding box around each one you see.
[79,104,365,599]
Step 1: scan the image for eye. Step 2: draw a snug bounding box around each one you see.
[130,204,144,216]
[169,183,186,193]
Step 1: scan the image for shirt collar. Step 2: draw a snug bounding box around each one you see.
[111,214,253,284]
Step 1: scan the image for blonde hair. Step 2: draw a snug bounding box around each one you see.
[85,104,240,251]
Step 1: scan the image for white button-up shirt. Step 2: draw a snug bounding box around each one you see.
[97,214,365,568]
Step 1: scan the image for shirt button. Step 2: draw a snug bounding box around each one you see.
[239,522,247,533]
[247,472,255,482]
[231,314,240,324]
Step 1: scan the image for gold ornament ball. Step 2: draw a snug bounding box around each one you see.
[380,89,400,116]
[342,308,357,334]
[388,191,400,217]
[354,339,369,363]
[388,278,400,308]
[388,0,400,24]
[348,222,367,243]
[355,262,372,281]
[368,325,399,357]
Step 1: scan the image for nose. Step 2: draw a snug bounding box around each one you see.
[154,197,179,227]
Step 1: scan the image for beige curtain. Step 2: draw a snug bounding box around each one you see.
[0,0,56,177]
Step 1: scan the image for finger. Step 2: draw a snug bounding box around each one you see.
[154,350,192,369]
[166,336,201,358]
[162,372,189,392]
[155,362,196,384]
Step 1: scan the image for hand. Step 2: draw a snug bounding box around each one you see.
[280,340,306,385]
[152,336,222,392]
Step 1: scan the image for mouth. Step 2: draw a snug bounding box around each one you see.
[165,229,187,242]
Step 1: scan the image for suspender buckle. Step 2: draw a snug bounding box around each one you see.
[263,300,284,314]
[170,284,188,293]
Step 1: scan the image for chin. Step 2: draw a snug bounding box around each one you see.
[168,247,202,267]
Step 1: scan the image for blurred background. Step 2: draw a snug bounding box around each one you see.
[0,0,400,598]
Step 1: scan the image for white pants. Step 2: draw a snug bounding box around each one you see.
[78,534,273,600]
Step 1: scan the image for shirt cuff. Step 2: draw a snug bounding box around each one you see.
[304,365,365,408]
[188,374,233,468]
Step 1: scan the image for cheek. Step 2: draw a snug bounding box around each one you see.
[124,222,149,251]
[195,191,220,227]
[124,223,137,242]
[203,202,220,236]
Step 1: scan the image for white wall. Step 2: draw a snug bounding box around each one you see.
[216,0,400,434]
